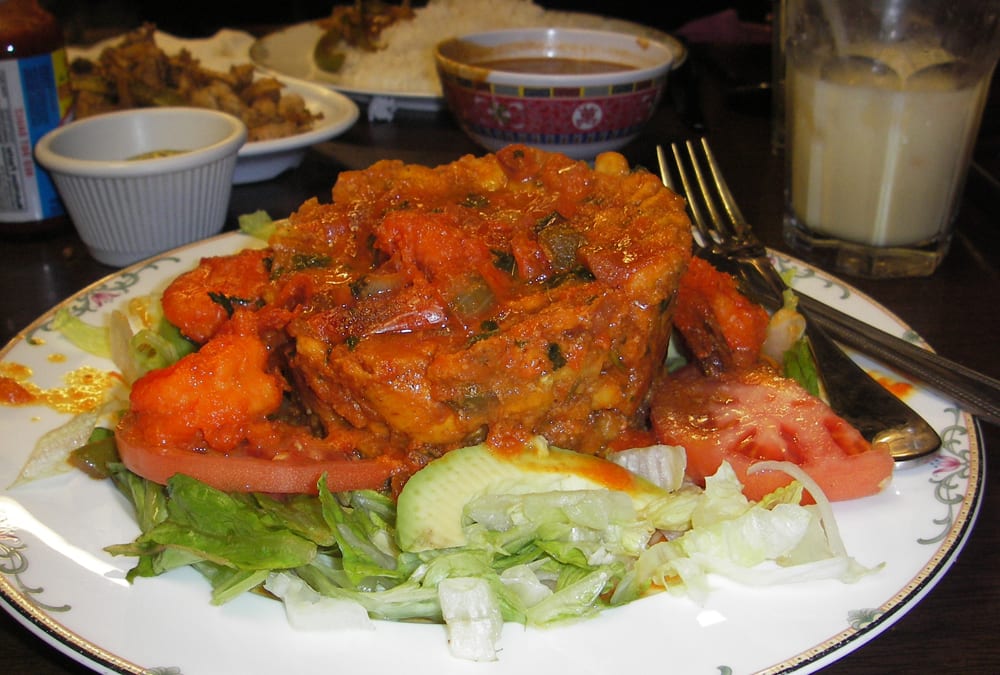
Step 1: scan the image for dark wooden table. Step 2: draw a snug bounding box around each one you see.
[1,38,998,674]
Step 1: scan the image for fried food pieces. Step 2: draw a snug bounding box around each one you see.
[153,146,692,479]
[70,24,321,142]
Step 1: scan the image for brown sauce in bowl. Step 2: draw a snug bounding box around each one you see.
[477,57,634,75]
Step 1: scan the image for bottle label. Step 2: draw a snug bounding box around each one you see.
[0,47,71,222]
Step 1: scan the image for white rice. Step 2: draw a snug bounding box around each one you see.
[329,0,667,95]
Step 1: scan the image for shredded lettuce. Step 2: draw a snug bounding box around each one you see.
[109,309,195,385]
[11,378,128,489]
[759,289,822,397]
[94,444,877,662]
[609,444,687,491]
[48,302,193,388]
[438,577,504,661]
[784,337,821,397]
[265,572,374,631]
[9,409,101,486]
[52,307,111,358]
[238,210,278,240]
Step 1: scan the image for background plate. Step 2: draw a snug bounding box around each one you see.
[67,30,359,184]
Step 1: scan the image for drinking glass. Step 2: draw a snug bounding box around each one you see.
[781,0,1000,278]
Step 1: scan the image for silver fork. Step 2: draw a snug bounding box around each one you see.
[660,140,1000,431]
[658,138,942,461]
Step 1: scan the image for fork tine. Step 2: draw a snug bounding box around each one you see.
[697,138,749,239]
[656,143,712,247]
[679,139,729,244]
[655,145,675,191]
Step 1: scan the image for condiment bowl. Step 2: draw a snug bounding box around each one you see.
[34,107,247,266]
[434,27,677,159]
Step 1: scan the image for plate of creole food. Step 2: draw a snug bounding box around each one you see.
[249,0,687,113]
[67,25,359,184]
[0,146,982,674]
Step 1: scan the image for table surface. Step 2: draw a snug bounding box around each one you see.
[1,30,998,675]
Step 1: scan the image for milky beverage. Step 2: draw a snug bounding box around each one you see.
[787,46,991,247]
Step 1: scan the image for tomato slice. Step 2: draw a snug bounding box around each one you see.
[650,365,894,502]
[115,413,409,494]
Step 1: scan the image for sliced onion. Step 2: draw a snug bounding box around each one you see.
[747,460,847,558]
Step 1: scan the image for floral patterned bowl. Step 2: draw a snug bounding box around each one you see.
[434,28,676,159]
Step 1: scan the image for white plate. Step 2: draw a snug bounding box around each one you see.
[67,30,360,184]
[249,14,687,114]
[0,233,983,674]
